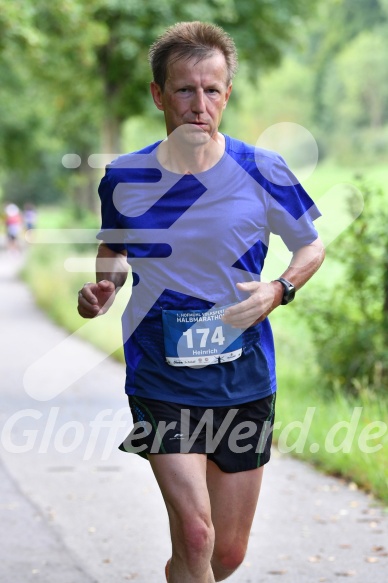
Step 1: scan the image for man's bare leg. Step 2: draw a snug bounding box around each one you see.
[206,461,264,581]
[149,453,216,583]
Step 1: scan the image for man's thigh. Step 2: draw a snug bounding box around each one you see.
[206,460,264,546]
[148,453,211,523]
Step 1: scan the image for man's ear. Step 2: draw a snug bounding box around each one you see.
[150,81,164,111]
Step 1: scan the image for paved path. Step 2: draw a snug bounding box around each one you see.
[0,249,387,583]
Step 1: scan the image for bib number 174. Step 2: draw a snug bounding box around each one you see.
[182,326,225,349]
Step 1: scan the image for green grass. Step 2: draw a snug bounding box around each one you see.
[274,379,388,503]
[270,291,388,504]
[22,244,127,362]
[22,208,127,361]
[272,310,388,503]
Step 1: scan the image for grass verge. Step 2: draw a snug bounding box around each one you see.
[271,312,388,505]
[23,245,127,363]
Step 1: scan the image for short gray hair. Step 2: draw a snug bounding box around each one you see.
[149,21,238,91]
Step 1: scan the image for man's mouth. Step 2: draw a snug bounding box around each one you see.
[187,122,207,129]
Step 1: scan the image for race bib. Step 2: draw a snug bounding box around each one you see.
[162,306,242,367]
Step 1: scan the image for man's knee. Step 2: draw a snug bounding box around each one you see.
[182,518,214,555]
[172,515,215,564]
[212,543,246,580]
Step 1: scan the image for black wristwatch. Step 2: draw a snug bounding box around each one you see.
[274,277,296,305]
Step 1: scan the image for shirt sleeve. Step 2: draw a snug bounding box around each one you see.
[265,155,321,252]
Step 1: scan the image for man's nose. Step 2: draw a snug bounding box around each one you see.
[191,90,206,113]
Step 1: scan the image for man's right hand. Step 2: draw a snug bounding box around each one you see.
[77,280,116,319]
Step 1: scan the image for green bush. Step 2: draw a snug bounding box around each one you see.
[299,180,388,395]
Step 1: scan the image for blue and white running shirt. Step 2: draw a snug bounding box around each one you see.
[97,135,320,406]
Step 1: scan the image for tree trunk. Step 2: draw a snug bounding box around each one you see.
[102,112,123,156]
[69,150,101,216]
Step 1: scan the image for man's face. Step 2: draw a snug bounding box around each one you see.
[151,51,232,145]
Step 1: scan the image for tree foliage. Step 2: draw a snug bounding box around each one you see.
[302,0,388,162]
[231,0,388,163]
[0,0,319,206]
[91,0,318,150]
[0,0,106,206]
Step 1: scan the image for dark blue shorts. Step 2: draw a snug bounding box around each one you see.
[119,392,276,473]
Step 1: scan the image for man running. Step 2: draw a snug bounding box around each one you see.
[78,21,325,583]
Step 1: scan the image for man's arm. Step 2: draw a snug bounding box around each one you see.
[77,243,129,319]
[223,237,325,329]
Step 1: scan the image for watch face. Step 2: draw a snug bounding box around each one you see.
[286,287,296,302]
[276,278,295,304]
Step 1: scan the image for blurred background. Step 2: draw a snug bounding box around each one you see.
[1,0,387,503]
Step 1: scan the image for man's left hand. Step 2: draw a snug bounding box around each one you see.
[222,281,281,329]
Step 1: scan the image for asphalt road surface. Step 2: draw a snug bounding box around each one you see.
[0,248,387,583]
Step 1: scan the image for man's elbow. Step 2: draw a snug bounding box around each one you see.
[309,237,325,270]
[314,237,325,261]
